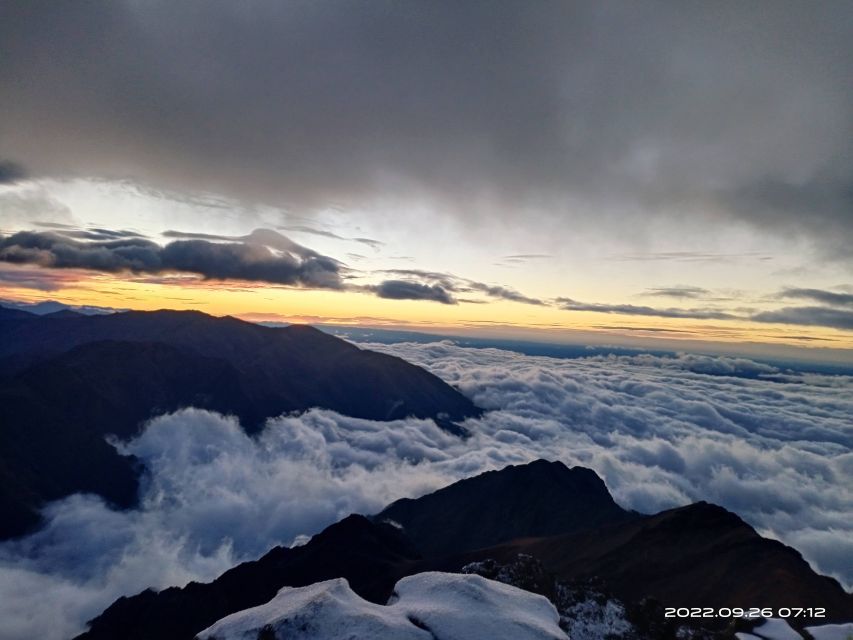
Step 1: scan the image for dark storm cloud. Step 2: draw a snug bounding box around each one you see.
[370,280,456,305]
[780,288,853,307]
[0,229,344,288]
[160,240,343,289]
[721,178,853,257]
[378,269,456,286]
[557,298,737,320]
[1,2,851,252]
[163,228,325,260]
[0,161,26,185]
[752,307,853,330]
[377,268,545,306]
[0,231,162,271]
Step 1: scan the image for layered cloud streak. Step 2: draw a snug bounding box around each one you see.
[0,229,344,289]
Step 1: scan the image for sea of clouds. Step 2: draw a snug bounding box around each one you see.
[0,342,851,639]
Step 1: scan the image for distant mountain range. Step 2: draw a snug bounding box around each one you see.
[77,461,853,639]
[0,306,480,538]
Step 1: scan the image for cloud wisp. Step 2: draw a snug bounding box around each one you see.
[370,280,457,305]
[752,307,853,331]
[642,286,711,299]
[0,265,88,291]
[374,269,545,306]
[780,288,853,308]
[556,297,737,320]
[0,343,850,640]
[278,225,384,251]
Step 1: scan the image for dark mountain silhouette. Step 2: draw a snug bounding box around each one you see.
[41,309,85,318]
[0,307,480,538]
[76,515,420,640]
[0,308,479,428]
[462,501,853,624]
[0,309,480,429]
[77,461,852,639]
[375,459,639,557]
[0,305,36,320]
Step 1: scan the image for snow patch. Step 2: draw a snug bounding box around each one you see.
[736,618,853,640]
[748,618,808,640]
[805,623,853,640]
[198,572,567,640]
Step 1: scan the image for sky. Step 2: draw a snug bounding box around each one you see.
[1,1,852,361]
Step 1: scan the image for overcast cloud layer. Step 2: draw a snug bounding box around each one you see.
[0,343,850,639]
[1,2,852,255]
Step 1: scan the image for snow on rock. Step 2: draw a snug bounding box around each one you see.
[806,623,853,640]
[735,618,800,640]
[196,578,426,640]
[462,554,634,640]
[747,618,803,640]
[736,618,853,640]
[197,572,567,640]
[390,571,566,640]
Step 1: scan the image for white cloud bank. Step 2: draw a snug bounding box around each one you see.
[0,343,850,639]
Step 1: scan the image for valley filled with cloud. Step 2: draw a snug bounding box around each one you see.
[0,343,851,640]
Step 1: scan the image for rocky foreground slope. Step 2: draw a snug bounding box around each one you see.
[78,461,852,639]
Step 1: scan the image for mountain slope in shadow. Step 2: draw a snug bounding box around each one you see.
[77,461,853,639]
[0,307,480,538]
[375,459,639,557]
[0,308,480,428]
[78,515,420,640]
[454,501,853,623]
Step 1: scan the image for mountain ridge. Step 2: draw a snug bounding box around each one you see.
[454,500,853,620]
[0,307,480,538]
[375,459,639,558]
[76,461,853,639]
